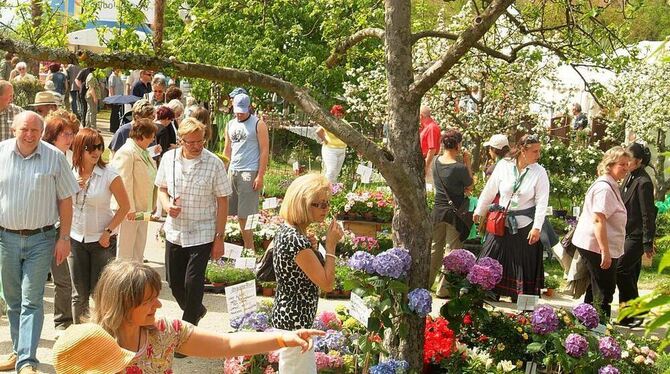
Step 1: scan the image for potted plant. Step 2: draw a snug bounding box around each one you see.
[260,281,276,297]
[543,275,561,297]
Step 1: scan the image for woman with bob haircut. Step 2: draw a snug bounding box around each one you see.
[572,146,631,318]
[110,118,158,261]
[88,260,323,372]
[271,173,344,372]
[69,128,130,322]
[42,109,80,331]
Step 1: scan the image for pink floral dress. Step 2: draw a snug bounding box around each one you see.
[125,317,194,374]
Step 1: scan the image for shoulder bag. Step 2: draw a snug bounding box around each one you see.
[485,167,529,236]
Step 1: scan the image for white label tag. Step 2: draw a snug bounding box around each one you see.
[572,206,581,217]
[426,183,434,193]
[516,295,539,311]
[225,280,258,320]
[545,206,553,216]
[349,292,371,327]
[234,257,257,270]
[243,214,261,230]
[292,161,300,171]
[318,243,327,259]
[525,362,538,374]
[262,197,279,210]
[223,242,243,259]
[356,164,373,184]
[351,182,358,192]
[593,323,607,335]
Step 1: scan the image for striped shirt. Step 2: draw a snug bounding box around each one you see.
[0,104,24,141]
[0,139,79,230]
[155,148,232,247]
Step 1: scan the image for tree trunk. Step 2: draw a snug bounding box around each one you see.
[384,0,431,369]
[153,0,166,54]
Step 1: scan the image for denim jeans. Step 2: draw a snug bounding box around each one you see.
[0,228,57,370]
[69,90,79,119]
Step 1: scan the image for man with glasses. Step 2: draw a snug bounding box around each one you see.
[155,117,231,335]
[144,75,166,106]
[0,80,23,141]
[28,91,59,118]
[0,111,78,373]
[132,70,153,99]
[224,93,269,252]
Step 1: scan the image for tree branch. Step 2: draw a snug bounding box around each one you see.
[569,63,606,108]
[325,27,384,68]
[409,0,515,100]
[411,30,514,62]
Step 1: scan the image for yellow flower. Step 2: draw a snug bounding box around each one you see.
[497,343,506,351]
[516,327,523,333]
[523,333,529,340]
[516,360,524,368]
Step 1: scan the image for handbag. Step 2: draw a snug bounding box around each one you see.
[433,159,474,240]
[255,240,275,282]
[485,168,529,237]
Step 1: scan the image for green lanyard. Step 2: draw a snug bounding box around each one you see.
[512,166,529,194]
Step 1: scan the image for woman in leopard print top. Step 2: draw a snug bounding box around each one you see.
[270,174,344,373]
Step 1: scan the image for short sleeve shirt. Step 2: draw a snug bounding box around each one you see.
[125,317,194,374]
[0,104,24,141]
[420,119,441,157]
[572,176,627,258]
[85,73,99,99]
[71,165,120,243]
[271,224,319,330]
[155,148,232,247]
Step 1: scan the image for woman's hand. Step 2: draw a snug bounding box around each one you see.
[98,231,111,248]
[600,251,612,269]
[325,220,344,249]
[527,228,540,245]
[283,329,326,353]
[473,214,481,225]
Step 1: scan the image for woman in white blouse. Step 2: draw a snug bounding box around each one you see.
[474,134,550,300]
[69,128,130,323]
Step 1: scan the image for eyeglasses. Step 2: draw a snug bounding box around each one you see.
[59,132,74,138]
[310,201,330,209]
[181,139,205,146]
[85,143,104,152]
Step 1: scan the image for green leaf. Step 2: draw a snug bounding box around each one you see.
[645,310,670,331]
[658,250,670,273]
[368,317,380,332]
[527,342,545,353]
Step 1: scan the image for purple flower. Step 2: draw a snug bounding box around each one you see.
[230,311,270,332]
[573,303,599,329]
[370,359,409,374]
[442,249,476,275]
[349,251,375,274]
[408,288,432,317]
[598,365,620,374]
[331,183,343,195]
[314,330,348,353]
[564,333,589,357]
[372,248,411,279]
[598,336,621,359]
[531,305,559,335]
[465,257,502,290]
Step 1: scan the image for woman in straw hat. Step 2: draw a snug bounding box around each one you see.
[66,259,324,373]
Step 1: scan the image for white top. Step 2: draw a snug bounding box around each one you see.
[474,159,550,230]
[571,175,627,258]
[155,148,232,247]
[71,165,120,243]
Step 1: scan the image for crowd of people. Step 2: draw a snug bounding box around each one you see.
[0,56,662,373]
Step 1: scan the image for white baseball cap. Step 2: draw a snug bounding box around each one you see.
[483,134,509,150]
[233,94,250,114]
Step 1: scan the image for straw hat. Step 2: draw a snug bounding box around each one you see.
[28,91,60,107]
[52,323,136,374]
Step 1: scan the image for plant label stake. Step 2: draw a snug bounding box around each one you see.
[516,295,539,311]
[244,214,261,230]
[225,280,257,320]
[223,242,243,259]
[262,197,279,210]
[234,257,257,270]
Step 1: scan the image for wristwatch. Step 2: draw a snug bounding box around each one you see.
[214,232,224,239]
[59,235,70,241]
[105,228,113,234]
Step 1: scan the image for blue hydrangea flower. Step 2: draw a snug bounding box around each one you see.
[573,303,599,329]
[373,248,411,279]
[407,288,432,317]
[599,365,620,374]
[564,333,589,357]
[369,359,409,374]
[531,305,559,335]
[348,251,375,273]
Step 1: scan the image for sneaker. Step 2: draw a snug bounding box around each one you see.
[196,306,208,325]
[0,352,17,371]
[174,352,188,359]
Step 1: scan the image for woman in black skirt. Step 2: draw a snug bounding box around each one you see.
[473,135,550,300]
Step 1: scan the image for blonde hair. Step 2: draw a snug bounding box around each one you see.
[279,173,331,230]
[178,117,207,140]
[597,146,632,176]
[131,99,155,120]
[91,260,162,337]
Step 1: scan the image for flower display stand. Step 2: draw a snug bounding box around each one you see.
[342,220,383,237]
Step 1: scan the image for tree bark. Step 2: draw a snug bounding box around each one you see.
[153,0,165,54]
[384,0,432,369]
[655,128,668,200]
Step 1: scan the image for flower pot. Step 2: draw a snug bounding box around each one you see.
[261,288,275,297]
[543,288,555,297]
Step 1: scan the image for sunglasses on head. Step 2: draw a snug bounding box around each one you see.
[523,134,540,145]
[85,143,104,152]
[310,201,330,209]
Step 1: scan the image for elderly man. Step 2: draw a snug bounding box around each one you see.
[419,105,441,179]
[144,75,166,106]
[108,99,157,153]
[224,93,269,252]
[28,91,59,118]
[0,80,23,141]
[0,111,78,373]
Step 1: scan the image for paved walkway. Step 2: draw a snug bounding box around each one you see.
[0,114,656,373]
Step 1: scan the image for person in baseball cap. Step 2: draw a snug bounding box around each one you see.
[28,91,60,118]
[229,87,248,98]
[233,93,251,114]
[483,134,510,177]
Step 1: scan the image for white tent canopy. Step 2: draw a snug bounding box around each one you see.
[67,28,148,53]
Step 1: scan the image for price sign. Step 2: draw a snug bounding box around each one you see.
[225,280,257,320]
